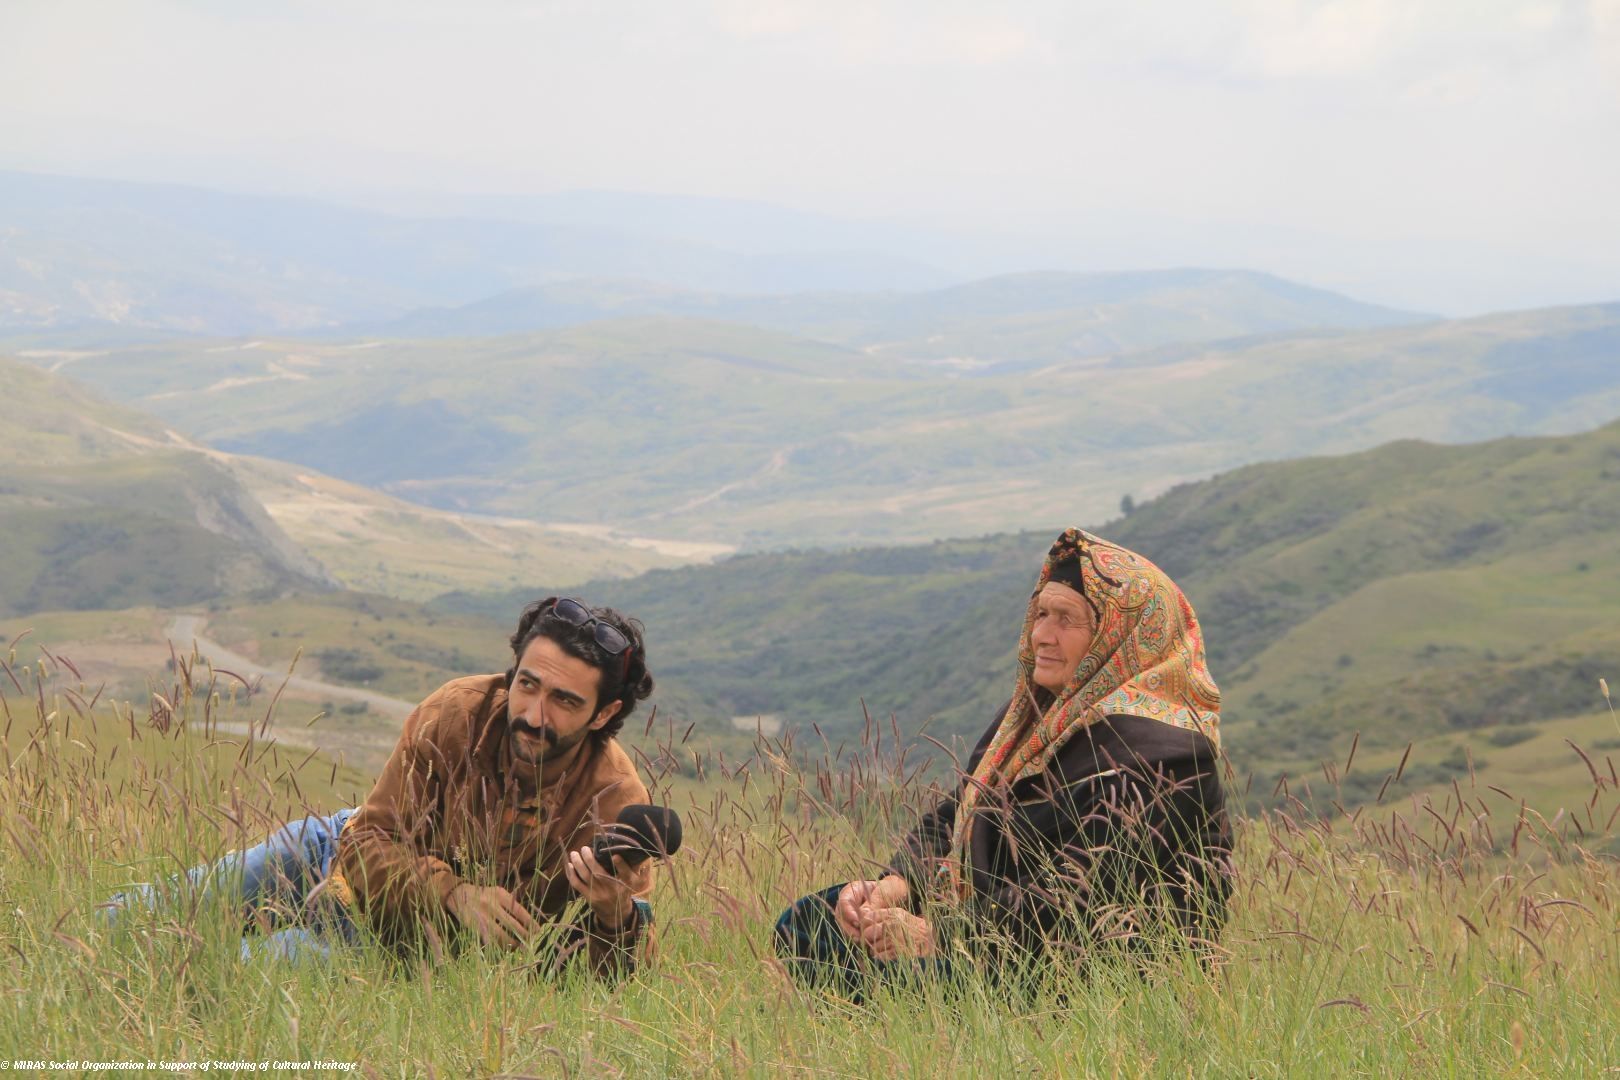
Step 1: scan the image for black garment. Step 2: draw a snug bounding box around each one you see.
[773,883,952,1001]
[888,703,1232,962]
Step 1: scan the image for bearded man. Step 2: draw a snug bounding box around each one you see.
[107,597,660,979]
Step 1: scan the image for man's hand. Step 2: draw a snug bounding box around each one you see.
[834,874,911,942]
[444,883,538,950]
[565,845,648,929]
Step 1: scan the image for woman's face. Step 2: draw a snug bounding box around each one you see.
[1029,581,1097,692]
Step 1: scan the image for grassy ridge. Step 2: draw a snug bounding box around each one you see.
[23,414,1594,811]
[1114,422,1620,768]
[0,352,329,615]
[0,353,706,614]
[227,455,697,603]
[0,352,177,465]
[439,419,1620,810]
[0,451,329,615]
[2,650,1617,1074]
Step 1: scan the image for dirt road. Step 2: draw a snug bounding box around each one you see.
[164,614,415,722]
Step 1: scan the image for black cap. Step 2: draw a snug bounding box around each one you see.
[1048,552,1085,595]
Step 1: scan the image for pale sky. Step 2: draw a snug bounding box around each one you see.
[3,0,1618,314]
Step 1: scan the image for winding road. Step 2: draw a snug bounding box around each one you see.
[164,614,415,722]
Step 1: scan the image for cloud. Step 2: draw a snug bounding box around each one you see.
[0,0,1615,314]
[1227,0,1418,79]
[1086,0,1591,91]
[1595,0,1620,91]
[710,0,1052,68]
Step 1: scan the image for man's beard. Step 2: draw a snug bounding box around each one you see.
[508,709,591,766]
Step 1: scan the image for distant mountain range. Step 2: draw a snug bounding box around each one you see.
[5,168,1615,815]
[350,268,1425,367]
[0,171,952,336]
[0,171,1438,345]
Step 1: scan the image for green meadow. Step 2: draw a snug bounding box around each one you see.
[4,289,1619,1074]
[2,646,1617,1076]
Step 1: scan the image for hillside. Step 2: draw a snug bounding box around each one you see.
[0,452,335,615]
[6,621,1615,1075]
[0,355,709,613]
[0,352,178,465]
[1107,423,1620,757]
[225,456,710,601]
[32,301,1620,548]
[0,354,332,614]
[438,418,1620,808]
[364,269,1425,367]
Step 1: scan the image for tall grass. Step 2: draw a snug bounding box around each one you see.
[2,648,1617,1077]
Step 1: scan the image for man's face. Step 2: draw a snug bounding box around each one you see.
[1029,581,1098,693]
[506,636,622,774]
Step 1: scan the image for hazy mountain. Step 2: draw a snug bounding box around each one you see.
[33,302,1620,549]
[362,188,954,261]
[360,269,1427,367]
[0,171,953,337]
[439,416,1620,808]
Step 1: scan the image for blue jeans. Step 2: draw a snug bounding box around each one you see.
[106,808,360,962]
[107,808,655,964]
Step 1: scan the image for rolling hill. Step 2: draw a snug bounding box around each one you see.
[0,353,332,614]
[0,355,707,613]
[222,455,710,602]
[437,416,1620,809]
[360,269,1425,367]
[30,301,1620,549]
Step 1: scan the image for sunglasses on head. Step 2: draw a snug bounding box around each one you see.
[546,597,632,668]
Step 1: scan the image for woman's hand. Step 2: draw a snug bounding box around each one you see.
[565,845,648,929]
[860,908,937,961]
[834,880,880,939]
[834,874,912,942]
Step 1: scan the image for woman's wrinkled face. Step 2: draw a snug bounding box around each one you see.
[1029,581,1097,692]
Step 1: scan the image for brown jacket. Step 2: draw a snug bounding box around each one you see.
[333,674,650,977]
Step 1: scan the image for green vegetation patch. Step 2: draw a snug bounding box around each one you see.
[3,651,1617,1074]
[440,418,1620,812]
[33,302,1620,546]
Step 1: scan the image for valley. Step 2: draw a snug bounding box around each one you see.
[3,173,1615,820]
[15,301,1619,549]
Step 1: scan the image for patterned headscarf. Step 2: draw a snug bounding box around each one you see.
[948,528,1221,891]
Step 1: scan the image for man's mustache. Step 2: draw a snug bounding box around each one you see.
[510,714,558,747]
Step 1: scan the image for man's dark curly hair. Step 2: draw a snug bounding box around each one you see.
[505,597,654,747]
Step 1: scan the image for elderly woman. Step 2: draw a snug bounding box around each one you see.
[774,528,1231,991]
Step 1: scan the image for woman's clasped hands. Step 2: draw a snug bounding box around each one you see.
[834,875,936,960]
